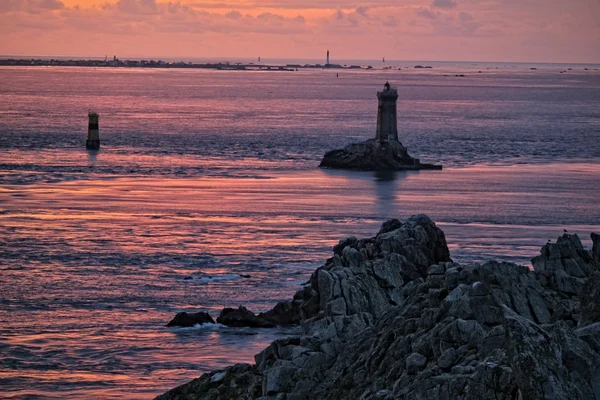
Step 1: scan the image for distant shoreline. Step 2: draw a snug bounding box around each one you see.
[2,58,598,73]
[0,58,373,71]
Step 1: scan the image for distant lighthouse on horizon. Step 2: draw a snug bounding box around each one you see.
[326,50,330,65]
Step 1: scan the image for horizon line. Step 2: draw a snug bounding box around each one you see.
[1,54,600,66]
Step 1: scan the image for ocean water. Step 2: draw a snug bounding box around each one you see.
[1,64,600,399]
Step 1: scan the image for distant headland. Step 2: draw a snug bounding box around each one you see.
[0,56,374,71]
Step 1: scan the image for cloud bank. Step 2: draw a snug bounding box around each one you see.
[0,0,598,62]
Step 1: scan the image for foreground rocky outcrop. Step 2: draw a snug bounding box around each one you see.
[157,215,600,400]
[319,139,442,171]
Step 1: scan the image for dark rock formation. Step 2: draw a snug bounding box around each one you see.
[532,233,598,295]
[592,232,600,263]
[167,300,302,330]
[216,306,276,328]
[157,363,261,400]
[319,139,441,171]
[579,271,600,327]
[258,301,302,326]
[156,216,600,400]
[165,312,215,327]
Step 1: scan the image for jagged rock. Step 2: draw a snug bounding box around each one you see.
[165,311,215,327]
[157,217,600,400]
[378,218,403,235]
[258,301,302,326]
[437,347,458,369]
[532,233,597,294]
[155,363,261,400]
[405,352,427,374]
[217,306,276,328]
[579,271,600,327]
[505,307,598,399]
[592,233,600,263]
[319,139,441,171]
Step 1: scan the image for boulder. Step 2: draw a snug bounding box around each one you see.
[405,352,427,374]
[217,306,276,328]
[165,311,215,327]
[258,301,302,326]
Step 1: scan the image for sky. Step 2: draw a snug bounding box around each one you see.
[1,0,599,63]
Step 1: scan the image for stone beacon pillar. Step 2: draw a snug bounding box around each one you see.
[375,81,399,145]
[86,112,100,150]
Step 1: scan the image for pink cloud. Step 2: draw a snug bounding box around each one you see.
[431,0,457,9]
[0,0,598,62]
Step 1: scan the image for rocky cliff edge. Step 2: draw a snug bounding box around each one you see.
[157,215,600,400]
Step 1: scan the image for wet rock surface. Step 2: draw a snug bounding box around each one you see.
[216,306,274,328]
[157,216,600,400]
[319,139,441,171]
[166,312,215,327]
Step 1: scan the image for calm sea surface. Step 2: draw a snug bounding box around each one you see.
[1,64,600,399]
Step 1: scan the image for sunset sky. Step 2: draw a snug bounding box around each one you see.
[1,0,599,63]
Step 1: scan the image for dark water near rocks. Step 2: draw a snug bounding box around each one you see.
[1,64,599,398]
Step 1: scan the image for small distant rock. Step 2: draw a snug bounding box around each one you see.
[217,306,276,328]
[166,311,215,327]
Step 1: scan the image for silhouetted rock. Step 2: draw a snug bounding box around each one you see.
[258,301,302,326]
[157,219,600,400]
[532,233,598,294]
[165,312,214,327]
[319,139,440,171]
[216,306,275,328]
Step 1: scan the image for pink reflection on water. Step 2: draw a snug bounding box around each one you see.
[1,162,599,398]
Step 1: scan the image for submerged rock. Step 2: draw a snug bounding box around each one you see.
[157,216,600,400]
[165,311,214,327]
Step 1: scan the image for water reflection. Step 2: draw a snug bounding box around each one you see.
[87,149,99,166]
[319,168,419,220]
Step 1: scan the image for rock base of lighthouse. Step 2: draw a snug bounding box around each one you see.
[86,139,100,150]
[319,139,442,171]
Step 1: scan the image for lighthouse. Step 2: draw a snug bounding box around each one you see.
[86,112,100,150]
[375,81,398,144]
[326,50,330,65]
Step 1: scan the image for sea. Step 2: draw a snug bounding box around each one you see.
[1,60,599,399]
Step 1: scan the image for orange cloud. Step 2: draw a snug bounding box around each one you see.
[0,0,598,62]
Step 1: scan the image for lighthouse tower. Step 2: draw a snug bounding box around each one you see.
[375,81,398,144]
[86,112,100,150]
[326,50,330,65]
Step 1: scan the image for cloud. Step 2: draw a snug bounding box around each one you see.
[116,0,159,15]
[0,0,64,14]
[0,0,598,62]
[225,10,242,20]
[430,0,457,9]
[355,6,370,17]
[416,7,439,20]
